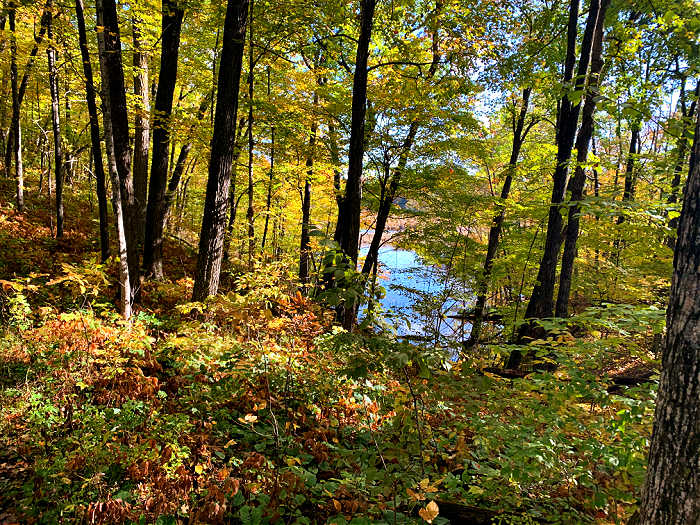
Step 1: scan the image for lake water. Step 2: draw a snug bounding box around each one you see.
[358,244,472,344]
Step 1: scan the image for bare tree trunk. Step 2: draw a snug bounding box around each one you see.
[332,0,377,328]
[132,17,150,245]
[47,4,64,237]
[634,104,700,525]
[97,0,140,295]
[75,0,109,262]
[299,106,317,286]
[8,6,23,211]
[246,0,255,269]
[555,0,610,318]
[192,0,248,301]
[96,7,131,319]
[143,0,185,279]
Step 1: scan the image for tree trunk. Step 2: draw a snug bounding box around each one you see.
[299,113,317,286]
[246,0,255,269]
[4,1,50,180]
[260,67,274,252]
[467,87,531,347]
[634,103,700,525]
[97,0,140,294]
[96,7,131,319]
[192,0,248,301]
[75,0,110,262]
[8,6,23,211]
[555,0,610,318]
[333,0,377,265]
[132,18,150,245]
[514,0,600,351]
[47,5,63,237]
[331,0,377,329]
[143,0,184,279]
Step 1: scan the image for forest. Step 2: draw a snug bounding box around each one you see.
[0,0,698,523]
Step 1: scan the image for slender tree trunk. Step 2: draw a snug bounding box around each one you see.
[328,123,342,210]
[143,0,184,279]
[246,0,255,269]
[467,87,532,347]
[8,6,23,211]
[132,17,150,245]
[333,0,377,265]
[260,67,274,252]
[555,0,610,318]
[514,0,600,351]
[331,0,377,328]
[299,106,318,286]
[192,0,248,301]
[96,8,131,319]
[47,6,64,237]
[97,0,140,294]
[75,0,110,262]
[634,106,700,525]
[4,1,50,180]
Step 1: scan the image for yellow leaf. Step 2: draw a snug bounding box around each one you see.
[418,501,439,523]
[195,464,205,474]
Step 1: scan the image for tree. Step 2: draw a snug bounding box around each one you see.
[192,0,249,301]
[46,1,63,238]
[633,95,700,525]
[96,0,140,293]
[143,0,185,279]
[132,17,150,245]
[75,0,110,262]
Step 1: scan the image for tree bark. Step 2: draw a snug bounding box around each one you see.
[97,0,140,293]
[47,5,64,238]
[75,0,110,262]
[143,0,185,279]
[299,110,317,286]
[132,18,150,245]
[96,7,131,319]
[555,0,610,318]
[245,0,255,269]
[514,0,600,350]
[634,103,700,525]
[467,87,532,347]
[333,0,377,265]
[192,0,248,301]
[8,6,23,211]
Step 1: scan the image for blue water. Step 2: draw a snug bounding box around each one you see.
[359,244,472,342]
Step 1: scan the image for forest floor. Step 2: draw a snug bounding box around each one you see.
[0,181,657,524]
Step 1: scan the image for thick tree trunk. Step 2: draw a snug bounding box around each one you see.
[132,18,150,245]
[97,0,140,294]
[555,0,610,318]
[96,9,131,319]
[299,117,317,286]
[467,87,531,347]
[514,0,600,352]
[47,6,64,238]
[192,0,248,301]
[75,0,110,262]
[143,0,184,279]
[333,0,377,265]
[635,105,700,525]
